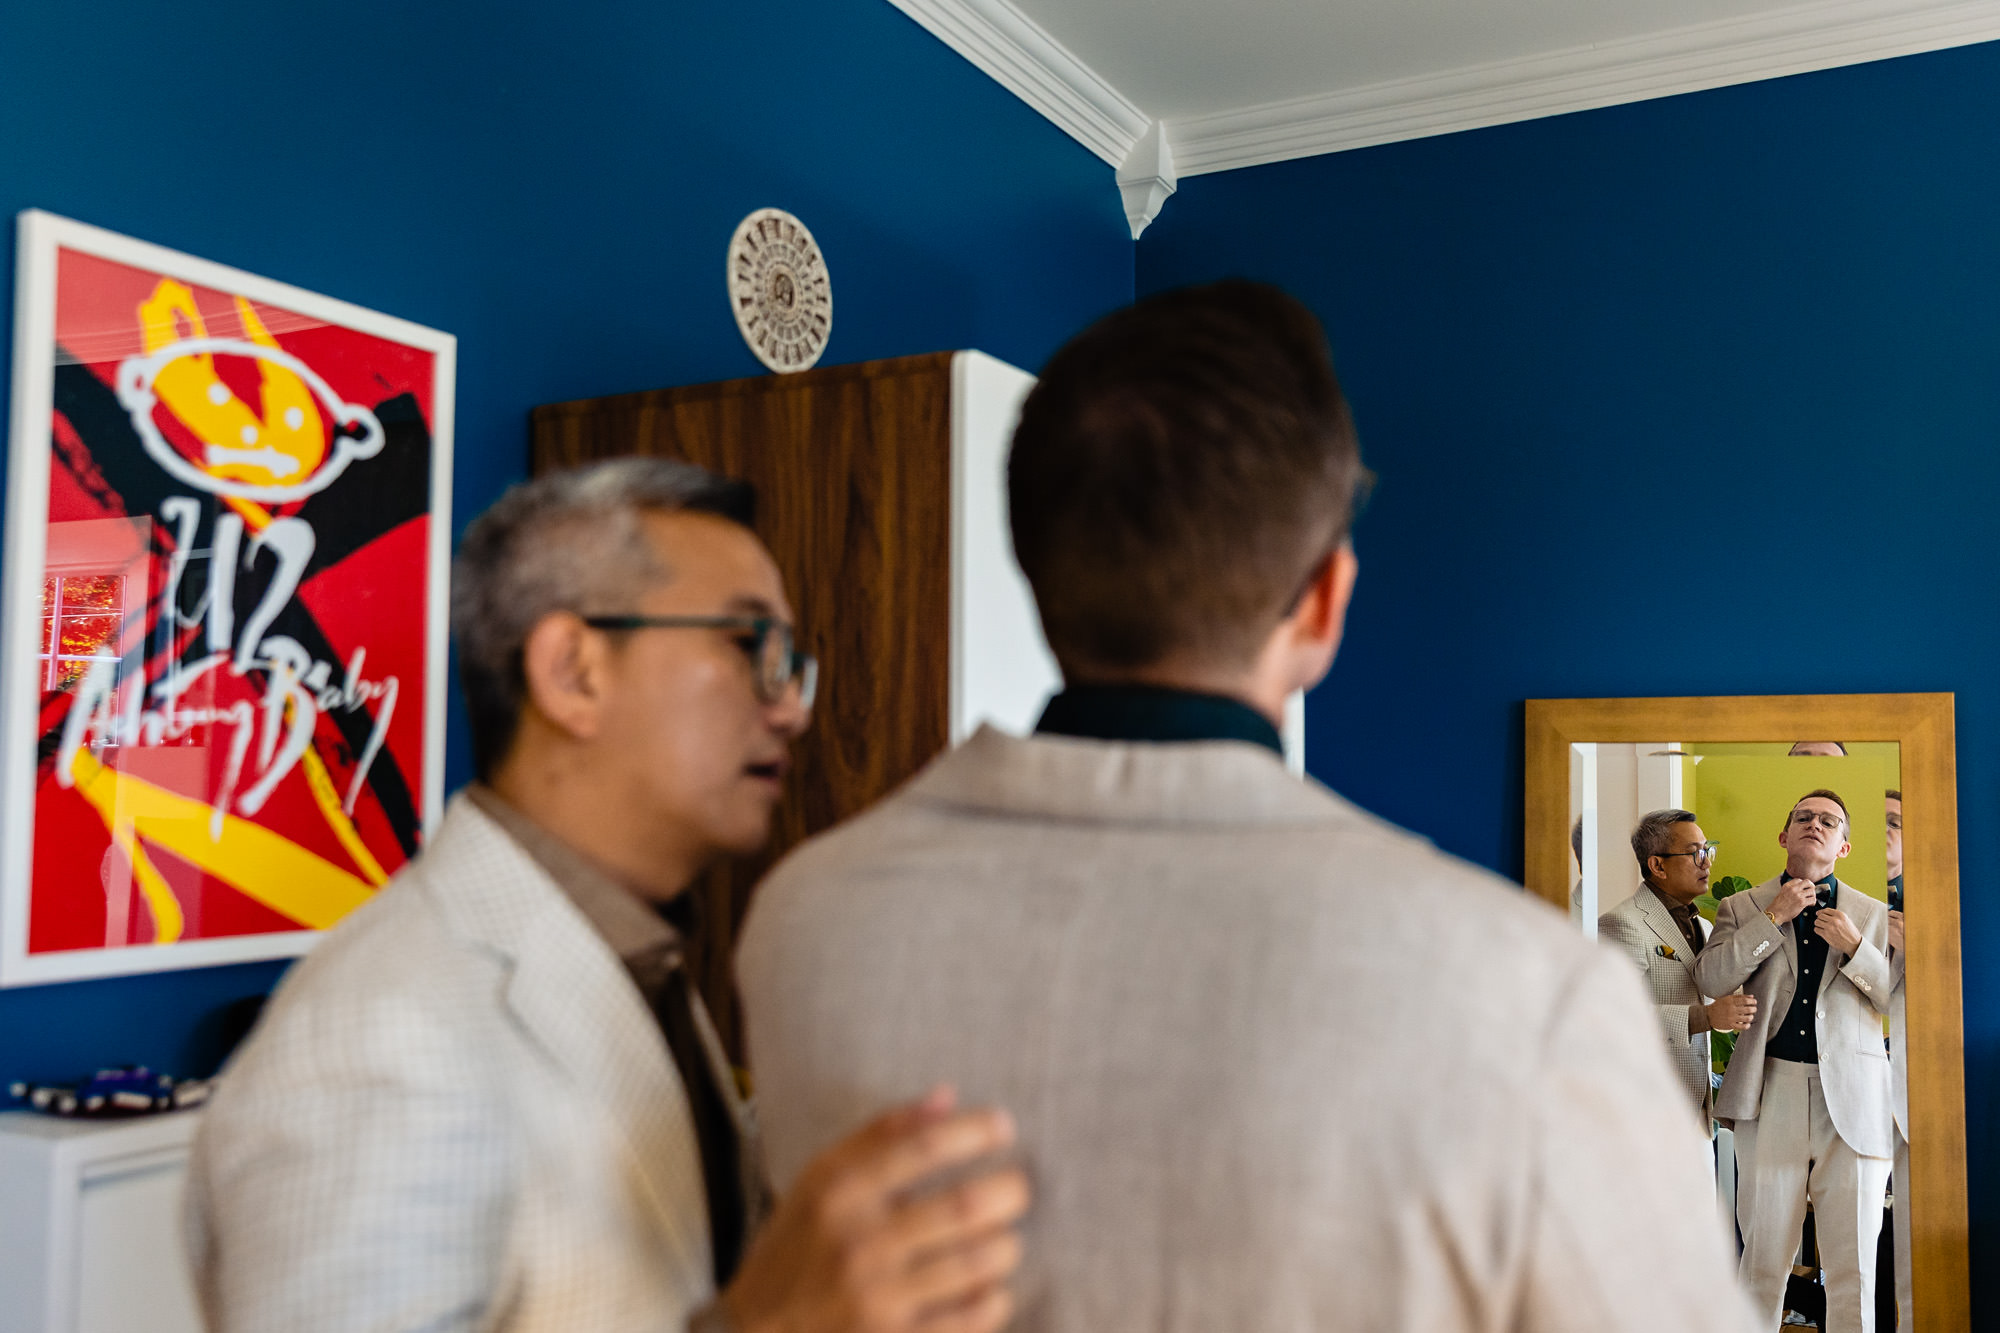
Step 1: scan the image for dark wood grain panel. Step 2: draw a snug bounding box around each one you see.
[531,354,956,1054]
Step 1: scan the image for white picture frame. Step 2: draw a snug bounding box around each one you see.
[1,211,454,986]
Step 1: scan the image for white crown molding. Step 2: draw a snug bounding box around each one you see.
[1115,122,1177,239]
[1166,0,2000,176]
[883,0,1149,166]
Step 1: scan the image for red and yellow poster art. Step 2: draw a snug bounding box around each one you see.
[1,212,454,985]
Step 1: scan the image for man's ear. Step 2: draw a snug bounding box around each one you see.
[520,611,610,742]
[1297,542,1360,644]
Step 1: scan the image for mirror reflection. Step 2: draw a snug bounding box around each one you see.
[1570,741,1907,1332]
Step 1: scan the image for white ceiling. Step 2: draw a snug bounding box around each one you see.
[885,0,2000,232]
[1007,0,1794,121]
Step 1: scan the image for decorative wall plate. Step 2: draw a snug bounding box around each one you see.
[727,208,832,373]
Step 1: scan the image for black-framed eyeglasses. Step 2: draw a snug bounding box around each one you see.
[581,614,818,708]
[1789,809,1846,833]
[1658,842,1721,865]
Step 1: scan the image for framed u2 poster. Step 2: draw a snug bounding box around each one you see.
[0,211,454,985]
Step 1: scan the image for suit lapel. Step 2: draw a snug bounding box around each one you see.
[426,800,715,1299]
[1632,888,1692,959]
[1818,878,1860,999]
[505,910,715,1293]
[1750,876,1798,977]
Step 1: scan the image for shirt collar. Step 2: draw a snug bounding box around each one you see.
[1648,883,1698,918]
[1035,684,1285,757]
[464,783,680,977]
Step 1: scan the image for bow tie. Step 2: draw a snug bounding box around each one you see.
[1794,876,1835,917]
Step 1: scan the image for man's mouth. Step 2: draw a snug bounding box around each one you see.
[745,758,789,784]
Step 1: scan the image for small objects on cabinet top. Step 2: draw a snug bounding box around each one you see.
[8,1065,212,1117]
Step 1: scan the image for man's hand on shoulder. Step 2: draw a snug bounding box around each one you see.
[720,1087,1028,1333]
[1768,879,1816,924]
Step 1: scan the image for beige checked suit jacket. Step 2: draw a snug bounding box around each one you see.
[1597,888,1713,1116]
[738,728,1755,1332]
[1690,875,1898,1158]
[187,797,720,1332]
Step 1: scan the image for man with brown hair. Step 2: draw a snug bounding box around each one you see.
[738,282,1752,1330]
[1693,789,1898,1333]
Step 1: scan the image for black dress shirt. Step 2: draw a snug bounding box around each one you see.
[1766,874,1838,1064]
[1036,683,1285,756]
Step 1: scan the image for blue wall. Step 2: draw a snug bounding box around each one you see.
[1139,39,2000,1318]
[0,0,1132,1090]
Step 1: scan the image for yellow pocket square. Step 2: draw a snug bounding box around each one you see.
[1654,944,1679,960]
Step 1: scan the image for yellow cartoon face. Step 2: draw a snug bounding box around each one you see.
[115,279,383,503]
[136,281,327,489]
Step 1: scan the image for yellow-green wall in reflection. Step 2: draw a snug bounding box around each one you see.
[1686,744,1899,902]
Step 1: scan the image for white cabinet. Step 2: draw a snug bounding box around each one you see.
[0,1110,203,1333]
[947,351,1059,742]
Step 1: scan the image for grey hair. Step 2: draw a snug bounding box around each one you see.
[1630,808,1697,886]
[451,457,755,780]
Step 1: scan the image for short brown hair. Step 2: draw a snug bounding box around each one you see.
[1783,788,1850,834]
[1886,788,1902,802]
[1007,281,1368,673]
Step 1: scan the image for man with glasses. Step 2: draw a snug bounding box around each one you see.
[1598,809,1756,1118]
[1693,790,1898,1333]
[190,459,1029,1333]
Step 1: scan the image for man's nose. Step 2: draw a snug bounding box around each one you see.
[768,690,813,737]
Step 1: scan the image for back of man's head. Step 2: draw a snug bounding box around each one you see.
[1008,280,1367,676]
[451,456,754,782]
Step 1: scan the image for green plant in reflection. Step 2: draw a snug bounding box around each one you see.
[1694,876,1755,1075]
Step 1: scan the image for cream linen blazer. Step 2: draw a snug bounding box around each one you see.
[186,797,717,1332]
[738,728,1756,1333]
[1691,875,1898,1159]
[1597,888,1713,1117]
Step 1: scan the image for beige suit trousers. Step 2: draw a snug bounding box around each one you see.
[1735,1059,1891,1333]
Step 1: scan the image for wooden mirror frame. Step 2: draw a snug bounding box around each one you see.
[1524,693,1966,1330]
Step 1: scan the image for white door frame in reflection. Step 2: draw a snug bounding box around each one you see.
[1525,693,1965,1332]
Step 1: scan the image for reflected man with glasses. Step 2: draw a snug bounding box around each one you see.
[1599,809,1756,1118]
[1693,790,1899,1333]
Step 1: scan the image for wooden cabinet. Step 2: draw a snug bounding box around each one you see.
[531,352,1060,1049]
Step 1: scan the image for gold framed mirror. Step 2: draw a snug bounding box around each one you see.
[1525,693,1965,1331]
